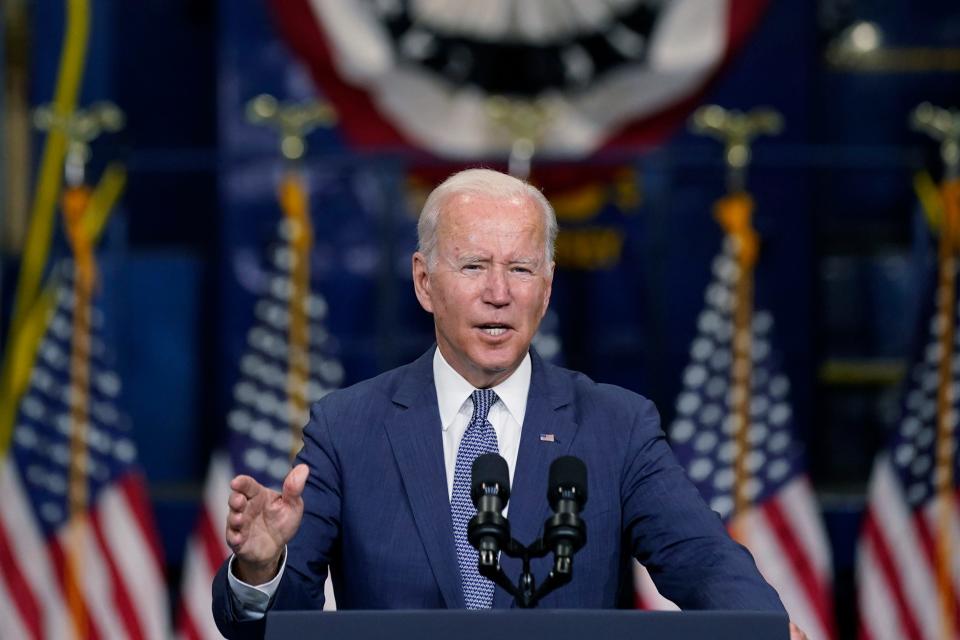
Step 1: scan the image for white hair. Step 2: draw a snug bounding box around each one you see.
[416,168,558,270]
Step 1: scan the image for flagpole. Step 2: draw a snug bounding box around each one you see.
[69,103,122,640]
[912,101,960,640]
[246,94,334,459]
[63,176,93,640]
[689,106,782,543]
[715,192,758,537]
[35,101,123,640]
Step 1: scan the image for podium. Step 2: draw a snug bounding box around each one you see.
[265,610,789,639]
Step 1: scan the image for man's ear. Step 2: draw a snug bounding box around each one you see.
[412,252,434,313]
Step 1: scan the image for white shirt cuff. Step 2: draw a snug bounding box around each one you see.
[226,547,287,620]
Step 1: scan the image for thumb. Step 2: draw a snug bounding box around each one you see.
[282,463,309,501]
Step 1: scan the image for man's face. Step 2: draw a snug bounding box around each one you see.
[412,192,554,388]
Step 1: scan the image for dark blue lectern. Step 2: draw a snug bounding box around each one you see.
[265,610,789,639]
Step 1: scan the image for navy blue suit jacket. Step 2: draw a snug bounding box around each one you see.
[213,348,784,638]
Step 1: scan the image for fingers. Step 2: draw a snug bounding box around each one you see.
[230,474,263,500]
[227,509,246,529]
[282,464,309,501]
[225,468,305,558]
[225,503,248,552]
[225,526,245,552]
[227,477,255,527]
[225,475,262,554]
[788,622,808,640]
[225,496,250,543]
[228,491,246,513]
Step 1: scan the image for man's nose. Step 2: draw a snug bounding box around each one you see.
[483,268,511,306]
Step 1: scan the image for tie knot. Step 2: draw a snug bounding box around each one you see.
[470,389,498,423]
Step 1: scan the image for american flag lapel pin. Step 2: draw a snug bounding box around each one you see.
[539,433,556,443]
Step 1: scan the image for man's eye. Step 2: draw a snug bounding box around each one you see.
[463,264,482,271]
[512,266,533,274]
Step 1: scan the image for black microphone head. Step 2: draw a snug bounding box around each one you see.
[471,453,510,507]
[548,455,587,509]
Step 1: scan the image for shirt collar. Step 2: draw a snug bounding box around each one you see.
[433,347,531,431]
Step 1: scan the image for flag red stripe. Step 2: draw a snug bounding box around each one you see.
[48,537,103,640]
[0,516,44,640]
[762,498,836,638]
[90,509,145,640]
[199,507,229,573]
[863,509,924,640]
[915,508,943,577]
[118,473,166,572]
[912,508,960,621]
[176,604,203,640]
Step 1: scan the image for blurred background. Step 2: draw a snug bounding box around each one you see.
[2,1,959,639]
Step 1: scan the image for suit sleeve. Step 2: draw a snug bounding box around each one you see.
[212,402,342,639]
[622,397,786,611]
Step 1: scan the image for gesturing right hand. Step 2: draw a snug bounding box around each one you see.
[225,463,309,585]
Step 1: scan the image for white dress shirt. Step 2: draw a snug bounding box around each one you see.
[434,347,529,506]
[228,348,532,616]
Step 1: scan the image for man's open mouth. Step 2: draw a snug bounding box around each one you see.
[477,324,509,337]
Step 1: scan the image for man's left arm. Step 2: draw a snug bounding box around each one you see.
[621,397,786,611]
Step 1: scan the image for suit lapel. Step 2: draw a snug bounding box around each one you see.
[493,352,579,608]
[383,348,464,608]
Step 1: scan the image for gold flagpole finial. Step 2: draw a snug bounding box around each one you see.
[911,102,960,180]
[245,94,336,162]
[485,96,554,180]
[689,105,783,193]
[33,101,125,187]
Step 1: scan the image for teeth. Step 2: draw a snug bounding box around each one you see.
[480,327,506,336]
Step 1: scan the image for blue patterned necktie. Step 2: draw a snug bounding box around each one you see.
[451,388,500,608]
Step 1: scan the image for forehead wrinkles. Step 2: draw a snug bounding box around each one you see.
[438,194,544,259]
[444,226,542,266]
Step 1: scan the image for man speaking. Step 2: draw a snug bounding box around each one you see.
[212,169,804,638]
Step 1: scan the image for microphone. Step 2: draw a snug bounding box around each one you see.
[467,453,511,569]
[543,456,587,573]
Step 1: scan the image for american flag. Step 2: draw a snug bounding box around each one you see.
[634,239,835,640]
[177,217,344,639]
[856,230,960,640]
[0,260,170,639]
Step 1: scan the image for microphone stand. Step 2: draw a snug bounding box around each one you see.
[469,454,587,608]
[475,530,579,608]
